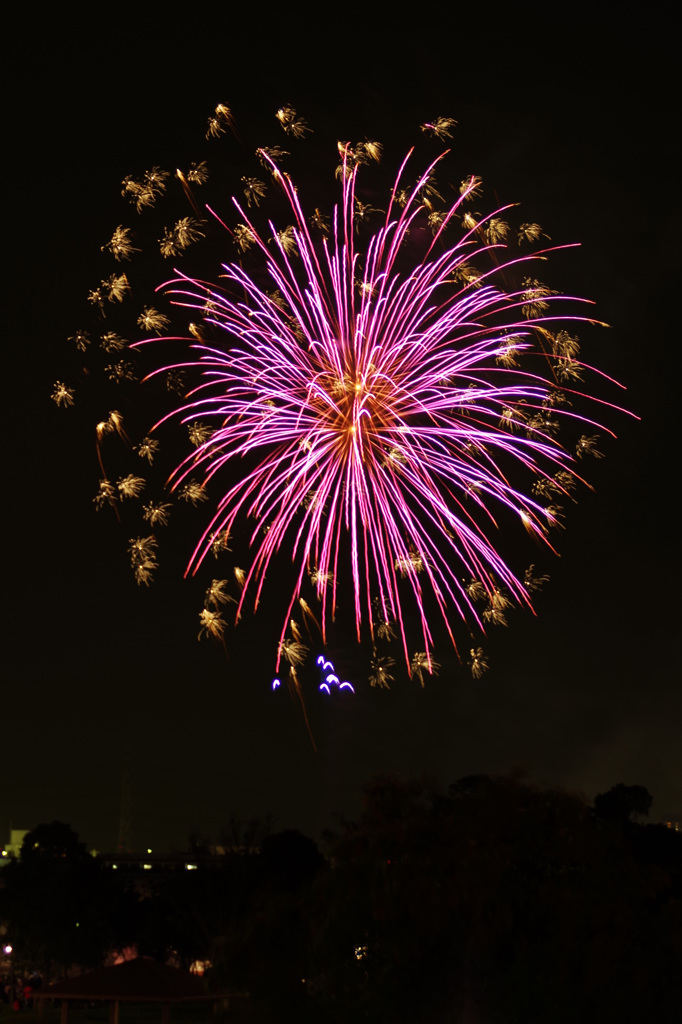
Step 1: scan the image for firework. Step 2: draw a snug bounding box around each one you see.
[60,103,627,689]
[317,655,355,695]
[144,153,621,671]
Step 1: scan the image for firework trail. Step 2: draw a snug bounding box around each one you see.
[57,103,627,688]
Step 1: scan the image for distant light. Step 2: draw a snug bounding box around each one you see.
[147,848,152,854]
[189,960,211,975]
[112,864,118,870]
[185,863,198,871]
[3,945,12,955]
[143,864,152,870]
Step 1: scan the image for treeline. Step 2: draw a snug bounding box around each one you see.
[1,776,681,1023]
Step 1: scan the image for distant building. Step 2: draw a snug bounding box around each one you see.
[100,845,258,872]
[1,829,28,862]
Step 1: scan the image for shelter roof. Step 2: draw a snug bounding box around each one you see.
[38,958,210,1002]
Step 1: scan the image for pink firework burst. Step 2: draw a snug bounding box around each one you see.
[134,139,623,673]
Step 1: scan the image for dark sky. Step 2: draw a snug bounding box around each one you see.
[4,11,678,853]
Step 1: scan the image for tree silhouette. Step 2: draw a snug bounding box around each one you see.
[307,774,681,1023]
[594,783,653,823]
[0,822,136,979]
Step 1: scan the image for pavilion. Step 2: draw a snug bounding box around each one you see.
[35,957,242,1024]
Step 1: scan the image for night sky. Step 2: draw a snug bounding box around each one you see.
[5,10,678,854]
